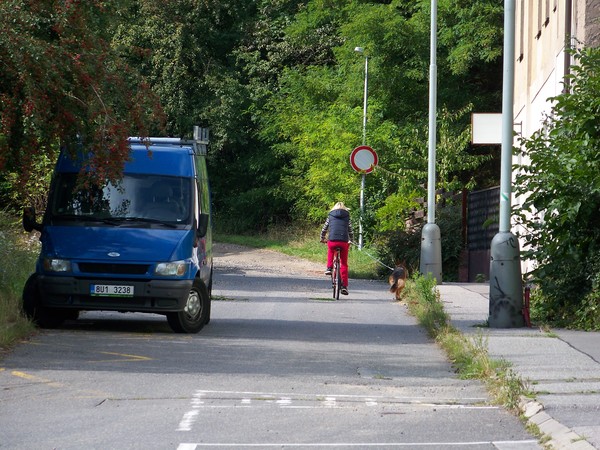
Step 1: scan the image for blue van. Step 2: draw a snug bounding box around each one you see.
[22,128,213,333]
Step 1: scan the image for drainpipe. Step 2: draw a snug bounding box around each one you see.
[564,0,573,93]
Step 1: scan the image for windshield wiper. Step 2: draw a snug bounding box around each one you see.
[109,217,178,228]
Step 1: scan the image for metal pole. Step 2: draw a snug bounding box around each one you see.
[488,0,524,328]
[498,0,514,235]
[427,8,437,226]
[358,53,368,250]
[362,56,368,146]
[359,174,365,249]
[354,52,369,250]
[419,0,442,284]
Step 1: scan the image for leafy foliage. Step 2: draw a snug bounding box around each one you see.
[256,0,502,246]
[376,201,464,280]
[0,0,163,200]
[514,46,600,329]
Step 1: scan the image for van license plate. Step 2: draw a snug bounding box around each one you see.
[90,284,134,297]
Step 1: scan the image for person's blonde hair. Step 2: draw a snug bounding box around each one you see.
[331,202,349,211]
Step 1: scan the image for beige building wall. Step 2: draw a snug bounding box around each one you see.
[512,0,599,274]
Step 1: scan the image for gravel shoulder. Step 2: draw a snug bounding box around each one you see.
[213,242,324,277]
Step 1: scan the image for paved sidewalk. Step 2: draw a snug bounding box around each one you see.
[438,283,600,450]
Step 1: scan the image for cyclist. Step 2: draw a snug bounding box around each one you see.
[320,202,354,295]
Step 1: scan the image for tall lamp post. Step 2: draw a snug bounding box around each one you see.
[488,0,524,328]
[419,0,442,284]
[354,46,368,250]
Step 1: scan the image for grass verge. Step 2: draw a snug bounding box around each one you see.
[0,211,37,352]
[403,274,533,412]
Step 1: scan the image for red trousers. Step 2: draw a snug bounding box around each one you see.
[327,240,349,287]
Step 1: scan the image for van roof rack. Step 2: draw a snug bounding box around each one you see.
[128,126,209,155]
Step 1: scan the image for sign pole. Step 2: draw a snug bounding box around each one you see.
[359,173,365,249]
[359,54,369,249]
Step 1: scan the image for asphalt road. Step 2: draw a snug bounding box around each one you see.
[0,244,540,449]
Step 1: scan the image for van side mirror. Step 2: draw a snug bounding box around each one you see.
[23,207,43,232]
[196,213,209,238]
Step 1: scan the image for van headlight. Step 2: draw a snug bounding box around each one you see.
[43,258,72,272]
[155,261,188,276]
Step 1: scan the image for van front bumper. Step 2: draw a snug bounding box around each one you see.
[37,275,194,313]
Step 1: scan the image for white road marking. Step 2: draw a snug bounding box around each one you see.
[185,389,487,403]
[177,391,206,431]
[277,396,292,405]
[178,440,539,448]
[323,396,338,408]
[176,389,495,434]
[175,390,535,450]
[176,410,199,432]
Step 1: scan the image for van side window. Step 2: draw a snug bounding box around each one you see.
[195,157,210,215]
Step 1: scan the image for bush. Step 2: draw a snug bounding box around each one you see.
[514,45,600,329]
[0,211,37,349]
[0,148,57,213]
[375,201,464,281]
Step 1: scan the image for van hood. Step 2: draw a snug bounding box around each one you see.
[42,226,191,262]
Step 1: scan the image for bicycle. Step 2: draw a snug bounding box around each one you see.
[331,246,342,300]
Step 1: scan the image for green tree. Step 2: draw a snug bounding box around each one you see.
[514,46,600,329]
[112,0,305,231]
[257,0,502,236]
[0,0,162,203]
[112,0,257,144]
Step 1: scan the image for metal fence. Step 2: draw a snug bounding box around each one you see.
[467,186,499,251]
[463,186,499,281]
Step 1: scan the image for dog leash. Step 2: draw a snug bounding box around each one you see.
[349,241,395,271]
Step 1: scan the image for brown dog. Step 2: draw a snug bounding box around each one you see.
[389,263,407,300]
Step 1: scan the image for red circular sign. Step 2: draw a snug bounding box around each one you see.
[350,145,378,173]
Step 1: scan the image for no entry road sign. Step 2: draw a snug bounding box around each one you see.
[350,145,378,173]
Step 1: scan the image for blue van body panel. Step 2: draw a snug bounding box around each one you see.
[41,226,192,263]
[56,145,196,177]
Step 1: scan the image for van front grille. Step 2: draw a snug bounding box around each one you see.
[78,263,150,275]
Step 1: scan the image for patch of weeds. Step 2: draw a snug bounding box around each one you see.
[526,422,548,444]
[0,211,37,352]
[212,295,248,302]
[373,373,392,380]
[403,274,532,412]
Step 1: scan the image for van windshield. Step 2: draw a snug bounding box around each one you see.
[50,173,192,225]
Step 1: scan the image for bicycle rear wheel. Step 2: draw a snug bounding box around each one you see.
[332,255,341,300]
[331,264,336,299]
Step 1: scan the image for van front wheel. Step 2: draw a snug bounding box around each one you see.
[22,274,66,328]
[167,280,209,333]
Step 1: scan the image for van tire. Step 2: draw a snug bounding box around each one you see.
[22,274,66,329]
[205,269,213,325]
[167,279,209,333]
